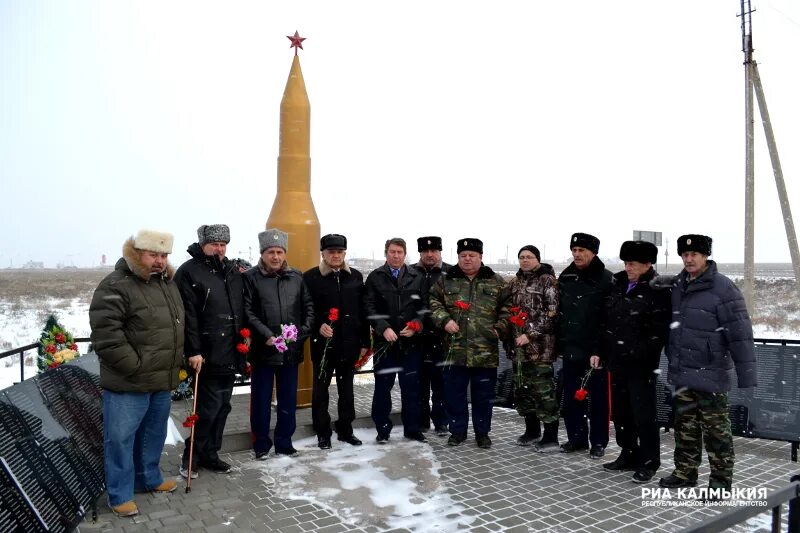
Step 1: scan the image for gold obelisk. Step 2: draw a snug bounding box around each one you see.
[267,36,319,407]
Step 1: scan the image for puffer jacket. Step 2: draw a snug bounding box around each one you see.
[243,261,314,366]
[89,238,184,393]
[600,268,671,378]
[506,264,559,364]
[429,264,511,367]
[666,260,756,393]
[174,243,246,375]
[364,264,427,351]
[556,256,613,364]
[303,262,370,363]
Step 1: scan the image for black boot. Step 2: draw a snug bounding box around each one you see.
[534,421,560,453]
[516,414,541,446]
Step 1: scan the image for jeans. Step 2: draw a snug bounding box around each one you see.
[251,364,299,453]
[103,389,171,506]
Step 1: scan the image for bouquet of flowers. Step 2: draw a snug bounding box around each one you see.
[172,368,194,401]
[274,323,298,353]
[37,315,80,372]
[509,306,529,387]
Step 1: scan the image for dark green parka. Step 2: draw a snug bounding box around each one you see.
[89,238,185,393]
[429,264,511,367]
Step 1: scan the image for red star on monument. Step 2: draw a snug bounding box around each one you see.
[286,31,306,55]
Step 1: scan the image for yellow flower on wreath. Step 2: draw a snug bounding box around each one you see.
[178,369,188,381]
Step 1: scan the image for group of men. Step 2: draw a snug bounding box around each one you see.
[89,225,756,517]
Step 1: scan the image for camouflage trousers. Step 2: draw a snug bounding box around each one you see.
[512,361,558,424]
[672,389,734,489]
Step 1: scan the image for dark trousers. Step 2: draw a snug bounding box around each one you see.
[312,355,356,438]
[442,366,497,437]
[250,364,298,453]
[182,372,235,467]
[371,345,422,436]
[420,357,448,430]
[562,361,609,448]
[611,373,661,470]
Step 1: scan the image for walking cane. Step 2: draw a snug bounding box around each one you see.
[185,367,200,493]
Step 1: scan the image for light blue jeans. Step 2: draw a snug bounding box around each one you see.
[103,390,171,506]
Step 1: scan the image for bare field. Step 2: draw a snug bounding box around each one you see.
[0,267,798,343]
[0,269,108,307]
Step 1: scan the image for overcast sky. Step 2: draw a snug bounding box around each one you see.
[2,1,799,268]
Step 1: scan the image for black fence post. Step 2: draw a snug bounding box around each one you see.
[789,474,800,533]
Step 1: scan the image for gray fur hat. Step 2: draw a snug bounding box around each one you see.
[259,228,289,253]
[197,224,230,245]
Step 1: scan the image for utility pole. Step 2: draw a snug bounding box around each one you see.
[741,0,755,312]
[739,1,800,312]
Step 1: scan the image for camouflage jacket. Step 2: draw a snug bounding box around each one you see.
[505,264,559,364]
[429,264,511,367]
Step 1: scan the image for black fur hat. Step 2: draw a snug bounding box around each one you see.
[619,241,658,264]
[569,233,600,254]
[417,236,443,252]
[320,234,347,251]
[677,234,712,256]
[456,238,483,254]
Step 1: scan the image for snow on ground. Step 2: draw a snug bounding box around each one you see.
[254,427,474,532]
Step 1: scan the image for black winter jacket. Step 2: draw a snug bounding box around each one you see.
[666,260,757,393]
[243,261,314,366]
[90,238,184,393]
[303,262,370,363]
[557,256,613,365]
[411,261,452,352]
[600,268,671,378]
[174,244,246,375]
[364,264,427,349]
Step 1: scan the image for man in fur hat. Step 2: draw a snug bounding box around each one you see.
[303,234,370,449]
[411,236,452,436]
[243,228,314,459]
[90,229,184,517]
[557,232,613,459]
[174,224,247,478]
[599,240,671,483]
[429,238,512,449]
[658,234,756,493]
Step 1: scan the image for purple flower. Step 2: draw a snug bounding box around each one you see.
[282,324,299,343]
[274,337,288,353]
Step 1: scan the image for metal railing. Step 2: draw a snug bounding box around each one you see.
[0,337,91,384]
[680,475,800,533]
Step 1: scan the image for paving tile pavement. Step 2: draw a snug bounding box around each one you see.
[85,381,799,532]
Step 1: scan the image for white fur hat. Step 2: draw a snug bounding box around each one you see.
[133,229,174,254]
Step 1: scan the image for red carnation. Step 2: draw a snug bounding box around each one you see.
[328,308,339,322]
[236,343,249,354]
[69,343,78,351]
[240,328,251,339]
[182,414,200,428]
[406,320,422,333]
[509,315,526,328]
[574,388,588,401]
[454,300,470,311]
[54,332,66,343]
[510,306,521,314]
[48,362,60,369]
[45,344,57,354]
